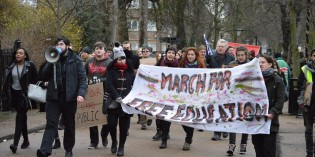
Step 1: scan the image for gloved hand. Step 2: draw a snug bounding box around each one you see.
[116,97,122,103]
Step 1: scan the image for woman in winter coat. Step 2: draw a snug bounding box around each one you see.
[177,47,206,151]
[152,47,178,148]
[104,46,135,156]
[252,54,285,157]
[1,48,37,153]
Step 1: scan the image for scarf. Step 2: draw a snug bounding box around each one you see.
[262,68,274,78]
[114,62,128,78]
[160,58,178,67]
[184,60,198,68]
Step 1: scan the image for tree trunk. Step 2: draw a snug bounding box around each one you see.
[289,0,299,78]
[279,1,290,61]
[117,0,129,43]
[139,0,149,47]
[175,0,187,49]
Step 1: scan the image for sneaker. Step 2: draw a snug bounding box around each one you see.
[141,124,147,130]
[182,142,190,151]
[222,132,228,138]
[226,144,236,155]
[239,144,247,154]
[21,141,30,149]
[198,129,204,132]
[88,143,97,149]
[211,133,221,141]
[159,141,167,149]
[65,151,73,157]
[52,138,61,149]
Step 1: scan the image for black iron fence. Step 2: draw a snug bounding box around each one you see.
[0,40,20,111]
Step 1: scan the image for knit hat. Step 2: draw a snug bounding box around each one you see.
[81,46,92,54]
[113,43,125,60]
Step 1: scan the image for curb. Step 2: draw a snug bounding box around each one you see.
[0,125,45,144]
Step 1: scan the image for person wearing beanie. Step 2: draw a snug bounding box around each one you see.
[85,41,112,149]
[103,44,135,156]
[80,46,93,65]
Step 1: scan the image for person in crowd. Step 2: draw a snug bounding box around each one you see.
[252,54,285,157]
[138,45,154,130]
[226,46,234,57]
[207,39,235,141]
[248,50,256,61]
[80,46,93,65]
[104,44,135,156]
[176,49,183,61]
[157,47,179,148]
[177,47,206,151]
[1,48,37,154]
[37,61,62,150]
[137,47,143,59]
[274,52,291,98]
[198,45,207,60]
[297,49,315,157]
[106,47,113,57]
[122,41,140,73]
[226,46,249,155]
[37,36,86,157]
[85,41,112,149]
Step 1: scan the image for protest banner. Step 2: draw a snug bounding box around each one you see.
[76,83,107,128]
[228,42,260,57]
[122,58,271,134]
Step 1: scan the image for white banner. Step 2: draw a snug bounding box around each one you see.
[122,58,271,134]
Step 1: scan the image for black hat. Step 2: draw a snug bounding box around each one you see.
[81,46,92,54]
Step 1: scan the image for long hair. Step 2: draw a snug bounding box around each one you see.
[10,48,30,63]
[179,47,206,68]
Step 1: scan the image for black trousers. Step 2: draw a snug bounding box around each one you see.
[252,132,277,157]
[160,120,194,144]
[11,89,29,146]
[160,120,171,141]
[39,98,77,154]
[107,110,130,148]
[303,106,315,156]
[89,124,109,145]
[229,133,248,144]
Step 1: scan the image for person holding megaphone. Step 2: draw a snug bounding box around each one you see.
[37,36,86,157]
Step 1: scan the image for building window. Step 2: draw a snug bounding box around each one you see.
[128,20,139,31]
[147,21,157,31]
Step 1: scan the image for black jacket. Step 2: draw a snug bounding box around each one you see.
[264,72,285,133]
[206,52,235,68]
[1,61,37,110]
[105,60,135,116]
[41,49,86,102]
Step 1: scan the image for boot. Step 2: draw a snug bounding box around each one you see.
[117,147,124,156]
[10,144,17,153]
[152,131,161,141]
[52,138,61,149]
[21,140,30,149]
[159,140,167,149]
[111,140,118,154]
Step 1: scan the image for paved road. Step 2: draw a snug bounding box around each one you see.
[0,102,306,157]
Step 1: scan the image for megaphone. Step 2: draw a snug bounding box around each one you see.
[44,47,62,63]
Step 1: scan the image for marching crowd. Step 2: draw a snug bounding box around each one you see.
[1,35,314,157]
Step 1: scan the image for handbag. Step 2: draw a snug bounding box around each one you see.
[28,81,47,103]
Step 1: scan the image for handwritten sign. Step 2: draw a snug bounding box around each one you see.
[122,58,271,134]
[76,83,107,128]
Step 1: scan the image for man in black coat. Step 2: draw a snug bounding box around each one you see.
[206,39,235,141]
[37,36,86,157]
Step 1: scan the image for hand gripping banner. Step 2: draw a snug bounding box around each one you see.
[122,58,271,134]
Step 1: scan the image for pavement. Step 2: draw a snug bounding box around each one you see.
[0,102,306,157]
